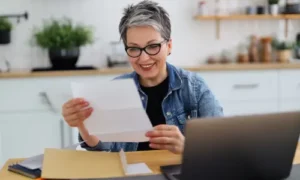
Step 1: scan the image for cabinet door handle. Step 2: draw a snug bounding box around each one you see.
[39,91,57,113]
[233,83,259,89]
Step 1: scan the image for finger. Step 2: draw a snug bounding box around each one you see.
[63,99,76,109]
[66,112,92,127]
[146,130,175,138]
[81,108,93,121]
[65,108,93,122]
[149,143,178,152]
[154,124,178,131]
[149,137,177,145]
[64,98,86,109]
[63,101,90,116]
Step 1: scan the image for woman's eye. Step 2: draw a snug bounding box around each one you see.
[148,44,159,49]
[128,48,140,52]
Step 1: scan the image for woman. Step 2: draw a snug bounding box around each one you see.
[62,0,223,154]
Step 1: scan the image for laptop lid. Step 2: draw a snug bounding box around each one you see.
[180,111,300,180]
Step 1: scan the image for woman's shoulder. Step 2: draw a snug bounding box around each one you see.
[174,66,208,89]
[113,72,135,80]
[174,65,223,117]
[174,65,214,99]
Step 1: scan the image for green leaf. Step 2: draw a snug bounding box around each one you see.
[32,17,94,49]
[0,17,13,31]
[269,0,279,4]
[272,38,295,50]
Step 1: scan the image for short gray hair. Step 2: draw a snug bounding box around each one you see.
[119,0,171,44]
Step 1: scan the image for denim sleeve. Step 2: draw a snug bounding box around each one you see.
[78,133,114,151]
[197,80,224,117]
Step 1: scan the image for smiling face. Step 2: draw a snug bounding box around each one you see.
[126,26,172,86]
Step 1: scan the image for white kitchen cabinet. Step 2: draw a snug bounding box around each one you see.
[0,79,50,112]
[0,132,3,169]
[198,70,279,102]
[279,100,300,112]
[0,111,62,165]
[279,70,300,100]
[198,70,279,116]
[221,100,279,116]
[278,70,300,113]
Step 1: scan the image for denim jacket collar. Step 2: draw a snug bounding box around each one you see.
[132,62,182,92]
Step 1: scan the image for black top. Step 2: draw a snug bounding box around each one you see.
[137,76,169,151]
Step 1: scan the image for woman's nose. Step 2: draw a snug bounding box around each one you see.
[138,50,150,62]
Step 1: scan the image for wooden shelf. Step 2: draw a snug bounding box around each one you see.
[195,14,285,20]
[194,14,300,39]
[284,14,300,19]
[194,14,300,20]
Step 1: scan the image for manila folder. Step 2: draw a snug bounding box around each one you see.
[41,148,124,179]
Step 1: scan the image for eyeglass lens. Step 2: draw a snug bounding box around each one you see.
[126,44,161,57]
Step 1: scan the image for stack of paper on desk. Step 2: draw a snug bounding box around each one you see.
[18,142,83,170]
[3,142,83,180]
[71,79,153,142]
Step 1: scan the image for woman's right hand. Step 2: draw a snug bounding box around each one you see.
[62,98,93,127]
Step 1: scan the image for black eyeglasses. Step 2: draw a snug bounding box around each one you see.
[125,40,168,58]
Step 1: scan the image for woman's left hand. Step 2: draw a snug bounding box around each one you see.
[145,124,185,154]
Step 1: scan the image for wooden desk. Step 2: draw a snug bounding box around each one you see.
[1,147,300,180]
[0,150,181,180]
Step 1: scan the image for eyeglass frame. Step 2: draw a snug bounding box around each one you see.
[124,39,169,58]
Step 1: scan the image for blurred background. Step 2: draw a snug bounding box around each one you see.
[1,0,300,169]
[0,0,300,69]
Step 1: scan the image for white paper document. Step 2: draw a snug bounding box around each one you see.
[126,163,153,175]
[19,142,84,170]
[18,153,44,170]
[71,79,153,142]
[119,149,152,176]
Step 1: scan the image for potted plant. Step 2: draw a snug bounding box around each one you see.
[33,18,93,69]
[0,17,13,44]
[269,0,279,15]
[273,40,295,63]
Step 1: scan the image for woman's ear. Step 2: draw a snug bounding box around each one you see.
[167,38,173,56]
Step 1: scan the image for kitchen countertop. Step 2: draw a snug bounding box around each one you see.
[0,67,134,79]
[1,63,300,79]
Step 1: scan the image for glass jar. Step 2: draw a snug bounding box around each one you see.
[237,44,249,63]
[248,35,259,63]
[260,37,273,63]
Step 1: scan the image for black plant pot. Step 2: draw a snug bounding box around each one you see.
[0,30,11,44]
[48,47,80,70]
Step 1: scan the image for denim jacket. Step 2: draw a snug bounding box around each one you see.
[79,62,223,152]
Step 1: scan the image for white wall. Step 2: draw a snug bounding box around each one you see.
[0,0,299,71]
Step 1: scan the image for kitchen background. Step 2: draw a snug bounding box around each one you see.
[1,0,300,71]
[1,0,300,170]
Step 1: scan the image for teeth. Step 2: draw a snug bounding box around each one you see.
[141,64,154,68]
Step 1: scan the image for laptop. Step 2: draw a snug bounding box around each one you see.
[161,111,300,180]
